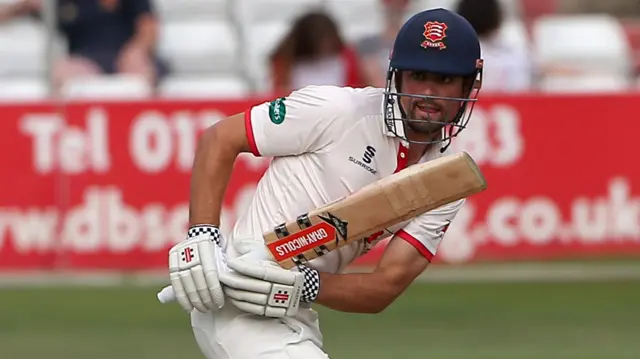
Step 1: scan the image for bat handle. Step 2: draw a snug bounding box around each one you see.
[157,285,177,303]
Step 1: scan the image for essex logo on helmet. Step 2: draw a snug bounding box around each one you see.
[421,21,448,50]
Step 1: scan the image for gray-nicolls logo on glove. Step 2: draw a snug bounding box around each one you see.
[218,253,320,318]
[163,225,228,313]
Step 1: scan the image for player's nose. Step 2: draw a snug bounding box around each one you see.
[417,82,438,97]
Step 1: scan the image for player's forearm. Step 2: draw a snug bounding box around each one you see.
[188,126,239,226]
[315,271,403,314]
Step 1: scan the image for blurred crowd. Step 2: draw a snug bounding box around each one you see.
[0,0,168,92]
[270,0,533,94]
[1,0,639,98]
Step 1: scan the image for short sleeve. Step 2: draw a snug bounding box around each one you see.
[395,199,465,261]
[244,86,350,157]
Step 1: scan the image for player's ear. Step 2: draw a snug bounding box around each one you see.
[461,76,475,97]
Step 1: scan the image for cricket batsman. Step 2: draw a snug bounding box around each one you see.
[167,8,483,359]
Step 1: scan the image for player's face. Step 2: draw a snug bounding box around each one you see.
[399,71,466,135]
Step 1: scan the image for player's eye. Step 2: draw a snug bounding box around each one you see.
[411,71,427,81]
[434,75,454,84]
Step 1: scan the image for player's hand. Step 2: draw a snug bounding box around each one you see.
[219,254,320,318]
[168,225,227,313]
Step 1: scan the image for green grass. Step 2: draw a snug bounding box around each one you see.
[1,281,639,359]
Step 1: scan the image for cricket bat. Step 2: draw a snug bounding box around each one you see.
[157,151,486,303]
[264,151,486,269]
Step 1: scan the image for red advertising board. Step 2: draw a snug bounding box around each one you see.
[1,94,639,270]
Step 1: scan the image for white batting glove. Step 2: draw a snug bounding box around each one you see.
[219,255,320,318]
[168,225,227,313]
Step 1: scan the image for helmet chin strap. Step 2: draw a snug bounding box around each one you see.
[386,79,409,141]
[440,127,452,153]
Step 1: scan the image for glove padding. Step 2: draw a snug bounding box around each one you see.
[169,225,227,313]
[219,255,320,318]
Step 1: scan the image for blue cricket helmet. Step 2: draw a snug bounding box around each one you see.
[384,8,483,149]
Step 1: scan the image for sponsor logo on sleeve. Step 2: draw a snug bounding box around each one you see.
[268,97,287,124]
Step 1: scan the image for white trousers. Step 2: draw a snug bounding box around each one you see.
[191,303,331,359]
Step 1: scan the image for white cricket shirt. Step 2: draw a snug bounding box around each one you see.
[228,85,464,273]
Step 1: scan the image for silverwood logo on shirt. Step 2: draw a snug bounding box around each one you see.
[268,97,286,124]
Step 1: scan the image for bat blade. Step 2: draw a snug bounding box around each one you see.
[264,151,488,269]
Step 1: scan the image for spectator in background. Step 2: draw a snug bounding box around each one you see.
[0,0,169,92]
[455,0,533,92]
[356,0,410,88]
[269,11,363,94]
